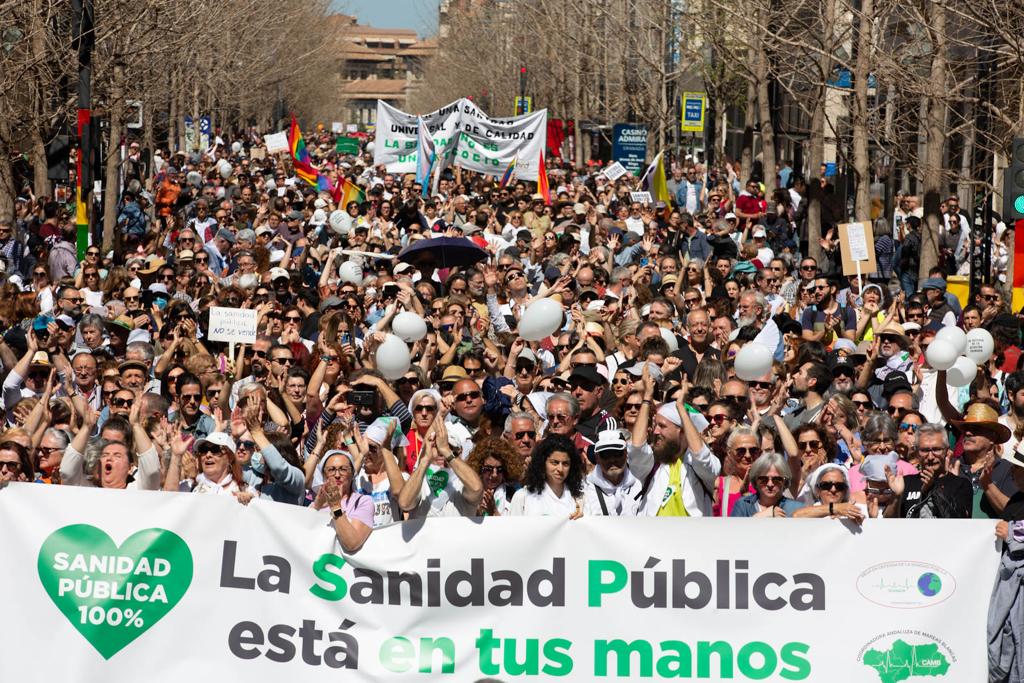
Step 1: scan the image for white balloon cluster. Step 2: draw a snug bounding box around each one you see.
[925,325,993,387]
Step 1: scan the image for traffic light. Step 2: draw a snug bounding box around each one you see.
[1003,137,1024,221]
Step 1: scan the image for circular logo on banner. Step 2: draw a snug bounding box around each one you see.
[856,561,955,609]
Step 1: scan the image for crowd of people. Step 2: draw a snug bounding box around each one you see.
[4,126,1024,674]
[3,131,1024,656]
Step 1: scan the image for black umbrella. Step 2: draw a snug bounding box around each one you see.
[397,237,488,270]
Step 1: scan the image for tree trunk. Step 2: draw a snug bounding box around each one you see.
[30,127,50,199]
[0,128,15,221]
[807,0,836,263]
[29,0,51,198]
[957,104,975,215]
[103,64,125,251]
[919,2,947,281]
[740,72,755,185]
[852,0,872,222]
[755,12,776,198]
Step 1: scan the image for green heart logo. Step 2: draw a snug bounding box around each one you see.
[428,468,449,497]
[37,524,193,659]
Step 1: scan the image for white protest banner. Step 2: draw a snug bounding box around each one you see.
[603,161,629,181]
[373,100,462,174]
[263,132,289,154]
[331,122,344,134]
[374,99,547,181]
[207,306,257,344]
[0,484,998,682]
[346,123,358,133]
[630,191,653,205]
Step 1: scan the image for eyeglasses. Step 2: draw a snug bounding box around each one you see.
[814,285,829,291]
[624,402,643,411]
[271,357,294,366]
[0,461,21,472]
[982,294,998,302]
[516,364,536,375]
[756,475,785,486]
[414,404,437,414]
[708,413,731,425]
[455,390,481,402]
[284,315,302,323]
[853,399,873,409]
[548,412,572,422]
[800,265,816,271]
[748,381,773,390]
[195,443,225,456]
[480,465,506,475]
[613,377,631,385]
[734,446,761,458]
[181,393,201,403]
[899,422,920,433]
[798,439,822,451]
[505,271,524,283]
[324,466,353,476]
[885,406,908,417]
[36,446,62,457]
[206,388,223,399]
[684,298,700,305]
[879,335,900,343]
[111,397,133,408]
[237,440,256,451]
[251,350,268,359]
[464,366,485,377]
[817,480,848,492]
[918,446,946,455]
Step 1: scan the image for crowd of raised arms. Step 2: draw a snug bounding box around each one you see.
[1,131,1023,560]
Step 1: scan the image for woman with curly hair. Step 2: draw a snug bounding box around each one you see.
[466,436,524,516]
[508,434,585,518]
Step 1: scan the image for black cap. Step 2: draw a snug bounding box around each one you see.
[829,356,856,377]
[568,364,605,387]
[881,372,913,398]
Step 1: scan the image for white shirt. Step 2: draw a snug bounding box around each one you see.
[508,483,579,517]
[583,467,643,516]
[405,467,476,518]
[354,471,408,527]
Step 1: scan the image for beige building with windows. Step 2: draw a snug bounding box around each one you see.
[331,14,437,127]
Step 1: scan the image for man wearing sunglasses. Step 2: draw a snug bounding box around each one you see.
[446,378,485,458]
[568,365,617,443]
[583,429,642,516]
[502,411,538,468]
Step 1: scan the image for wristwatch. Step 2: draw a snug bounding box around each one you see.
[332,507,345,519]
[444,452,457,465]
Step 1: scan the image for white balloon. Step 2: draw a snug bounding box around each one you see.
[365,141,375,154]
[218,159,232,179]
[329,210,346,231]
[935,325,967,354]
[964,327,995,364]
[375,334,411,380]
[925,338,958,371]
[338,261,362,284]
[734,343,773,381]
[946,356,978,387]
[659,327,678,353]
[231,141,242,154]
[392,311,427,343]
[518,298,564,341]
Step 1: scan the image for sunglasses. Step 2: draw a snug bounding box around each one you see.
[480,465,506,475]
[798,439,822,451]
[817,480,848,492]
[512,430,535,440]
[237,440,256,451]
[748,381,773,390]
[455,390,481,402]
[251,350,268,359]
[414,403,437,413]
[756,475,785,486]
[195,443,225,456]
[899,422,920,433]
[886,406,909,416]
[111,397,134,408]
[734,446,761,458]
[708,413,731,425]
[853,399,873,409]
[624,402,643,410]
[206,388,223,399]
[284,316,302,323]
[181,393,201,403]
[271,357,294,365]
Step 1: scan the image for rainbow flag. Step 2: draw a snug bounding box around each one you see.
[537,151,550,205]
[288,115,312,165]
[333,176,365,208]
[293,159,319,188]
[499,156,517,188]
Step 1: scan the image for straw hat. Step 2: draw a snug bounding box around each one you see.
[950,403,1011,444]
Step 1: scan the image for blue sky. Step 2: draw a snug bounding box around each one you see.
[334,0,438,37]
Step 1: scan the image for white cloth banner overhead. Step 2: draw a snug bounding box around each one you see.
[0,484,999,682]
[374,99,547,181]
